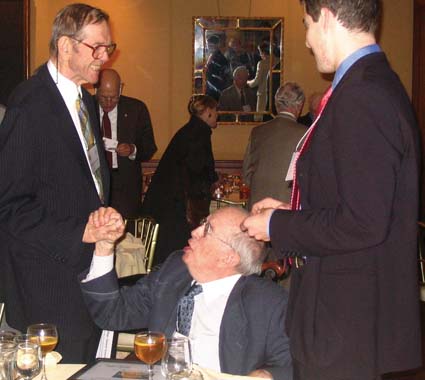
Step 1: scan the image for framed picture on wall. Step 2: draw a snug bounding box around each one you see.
[193,16,284,124]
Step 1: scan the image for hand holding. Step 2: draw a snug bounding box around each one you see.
[116,143,134,157]
[240,208,275,241]
[248,369,273,379]
[83,207,125,244]
[251,197,290,215]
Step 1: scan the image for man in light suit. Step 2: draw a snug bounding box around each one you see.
[243,82,306,210]
[0,4,121,363]
[218,66,256,122]
[80,206,292,379]
[95,69,157,218]
[243,0,421,379]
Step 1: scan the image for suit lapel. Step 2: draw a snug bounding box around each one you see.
[219,277,248,374]
[39,65,94,185]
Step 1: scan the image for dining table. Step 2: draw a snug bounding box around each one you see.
[34,361,264,380]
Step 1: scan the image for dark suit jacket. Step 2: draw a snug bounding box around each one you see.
[270,53,421,378]
[0,63,109,363]
[218,84,256,122]
[243,114,306,209]
[94,95,157,218]
[80,251,293,380]
[141,115,217,265]
[297,112,313,127]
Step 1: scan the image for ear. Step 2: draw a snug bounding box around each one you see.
[320,7,337,33]
[57,36,73,60]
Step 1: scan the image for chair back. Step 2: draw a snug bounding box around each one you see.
[133,217,159,273]
[418,222,425,285]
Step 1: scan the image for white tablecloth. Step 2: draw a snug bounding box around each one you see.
[34,364,84,380]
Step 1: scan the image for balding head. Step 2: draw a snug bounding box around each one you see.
[274,82,305,118]
[96,69,121,112]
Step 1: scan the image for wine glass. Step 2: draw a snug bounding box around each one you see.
[14,342,41,380]
[161,337,193,380]
[134,331,166,379]
[27,324,58,380]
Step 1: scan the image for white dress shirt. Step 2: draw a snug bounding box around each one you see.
[99,105,137,169]
[47,60,102,197]
[190,274,241,372]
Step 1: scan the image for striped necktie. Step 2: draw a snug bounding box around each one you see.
[76,95,104,202]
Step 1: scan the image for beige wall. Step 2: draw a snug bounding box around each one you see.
[30,0,413,160]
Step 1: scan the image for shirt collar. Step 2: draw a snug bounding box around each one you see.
[277,111,296,120]
[198,274,241,297]
[333,44,381,89]
[47,60,81,100]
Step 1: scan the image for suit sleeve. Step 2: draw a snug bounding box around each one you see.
[135,101,157,162]
[79,268,156,330]
[242,133,253,186]
[261,294,293,380]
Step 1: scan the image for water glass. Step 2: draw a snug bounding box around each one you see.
[0,342,16,380]
[161,337,193,380]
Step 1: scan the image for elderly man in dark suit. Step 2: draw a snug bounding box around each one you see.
[243,82,306,209]
[243,0,421,379]
[218,66,256,122]
[0,3,123,363]
[80,206,292,380]
[95,69,157,218]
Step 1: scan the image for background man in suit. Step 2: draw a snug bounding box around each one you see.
[0,3,120,363]
[95,69,157,219]
[218,66,256,122]
[243,82,306,210]
[242,0,421,379]
[297,91,323,127]
[81,206,292,380]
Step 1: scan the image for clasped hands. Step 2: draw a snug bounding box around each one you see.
[241,198,291,241]
[83,207,125,256]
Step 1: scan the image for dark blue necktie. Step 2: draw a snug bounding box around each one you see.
[177,283,203,336]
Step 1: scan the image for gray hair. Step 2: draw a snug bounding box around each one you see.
[230,232,266,275]
[274,82,305,114]
[49,3,110,57]
[233,66,249,79]
[220,207,266,275]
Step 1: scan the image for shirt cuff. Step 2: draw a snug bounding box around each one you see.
[82,253,114,282]
[129,145,137,160]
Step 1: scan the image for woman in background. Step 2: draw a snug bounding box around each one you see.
[141,95,218,266]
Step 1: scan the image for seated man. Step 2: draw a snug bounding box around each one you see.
[218,66,256,122]
[80,206,292,380]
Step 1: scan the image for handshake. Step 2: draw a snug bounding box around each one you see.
[82,207,126,256]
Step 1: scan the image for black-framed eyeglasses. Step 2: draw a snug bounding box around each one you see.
[72,38,117,59]
[199,217,232,248]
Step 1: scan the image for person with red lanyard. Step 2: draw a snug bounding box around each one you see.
[242,1,421,379]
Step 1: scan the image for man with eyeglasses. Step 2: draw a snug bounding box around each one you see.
[0,3,120,363]
[81,206,293,379]
[94,69,157,219]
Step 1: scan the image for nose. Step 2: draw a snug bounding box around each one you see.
[191,224,203,239]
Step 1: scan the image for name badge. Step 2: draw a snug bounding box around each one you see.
[285,151,299,181]
[242,105,252,112]
[88,144,101,172]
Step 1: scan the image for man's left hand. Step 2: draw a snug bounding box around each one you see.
[248,369,273,378]
[116,143,134,157]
